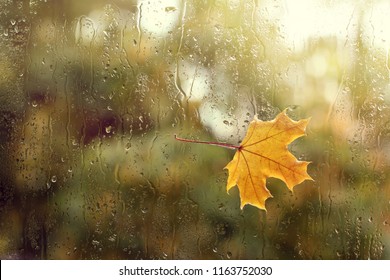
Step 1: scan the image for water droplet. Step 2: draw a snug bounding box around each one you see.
[51,175,57,183]
[226,251,232,259]
[108,234,117,242]
[105,125,112,134]
[10,19,16,25]
[31,100,38,107]
[165,7,177,12]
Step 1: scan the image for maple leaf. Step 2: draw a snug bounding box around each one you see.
[224,109,312,210]
[175,109,312,211]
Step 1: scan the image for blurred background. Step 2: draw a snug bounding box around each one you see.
[1,0,390,259]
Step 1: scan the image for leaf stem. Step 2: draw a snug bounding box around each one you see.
[174,135,240,150]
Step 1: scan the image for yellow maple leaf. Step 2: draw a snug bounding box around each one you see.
[175,109,312,211]
[225,109,312,210]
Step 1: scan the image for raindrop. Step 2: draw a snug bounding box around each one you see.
[165,7,177,12]
[51,175,57,183]
[108,234,117,242]
[105,125,112,134]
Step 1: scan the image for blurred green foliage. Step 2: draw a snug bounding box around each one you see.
[1,0,390,259]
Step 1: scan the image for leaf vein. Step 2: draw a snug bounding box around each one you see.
[242,148,306,177]
[243,123,304,148]
[241,151,263,206]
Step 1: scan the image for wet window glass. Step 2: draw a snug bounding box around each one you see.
[1,0,389,259]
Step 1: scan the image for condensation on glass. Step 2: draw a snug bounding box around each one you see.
[0,0,389,259]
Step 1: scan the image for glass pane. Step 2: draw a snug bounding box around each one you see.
[0,0,389,259]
